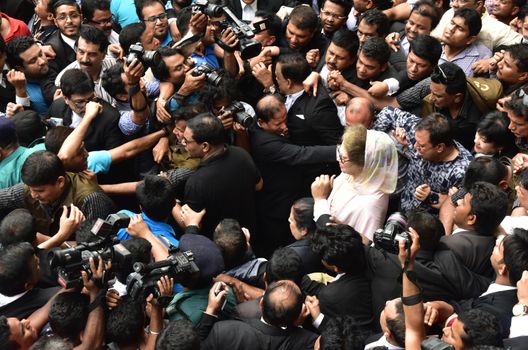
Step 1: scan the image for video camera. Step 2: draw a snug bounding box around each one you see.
[223,101,254,128]
[192,0,270,60]
[127,42,161,67]
[372,212,411,255]
[48,214,132,289]
[126,249,199,304]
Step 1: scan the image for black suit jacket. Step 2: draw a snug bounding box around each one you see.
[0,287,60,319]
[202,317,318,350]
[42,31,77,104]
[302,273,373,330]
[48,97,124,152]
[225,0,300,19]
[439,230,495,278]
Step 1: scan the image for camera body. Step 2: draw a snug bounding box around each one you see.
[48,214,132,288]
[126,42,161,67]
[373,212,411,255]
[192,0,224,17]
[126,250,200,302]
[223,101,254,128]
[421,337,455,350]
[192,63,223,86]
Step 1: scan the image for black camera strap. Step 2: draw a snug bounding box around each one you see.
[215,38,235,53]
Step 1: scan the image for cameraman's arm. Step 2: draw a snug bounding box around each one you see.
[127,214,169,261]
[28,287,68,333]
[217,27,239,78]
[144,276,174,350]
[38,204,85,249]
[108,129,166,164]
[124,59,149,127]
[76,257,106,350]
[156,82,175,124]
[399,228,425,350]
[214,274,263,302]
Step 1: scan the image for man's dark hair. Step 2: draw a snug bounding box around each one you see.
[136,175,175,221]
[5,36,37,69]
[171,102,209,122]
[411,0,441,29]
[323,0,353,16]
[155,319,200,350]
[255,11,282,39]
[185,114,226,145]
[77,24,109,53]
[477,111,515,154]
[0,316,17,350]
[101,61,126,97]
[371,0,393,11]
[416,113,455,147]
[289,5,318,31]
[430,62,467,95]
[291,197,316,236]
[119,22,147,55]
[214,219,247,270]
[49,292,89,342]
[81,0,110,21]
[21,151,66,187]
[0,120,18,149]
[458,309,503,348]
[406,209,444,251]
[519,4,528,20]
[319,315,366,349]
[60,69,94,98]
[0,209,37,246]
[45,126,74,155]
[503,228,528,285]
[175,6,192,35]
[360,37,391,66]
[255,94,285,123]
[151,46,185,82]
[503,44,528,73]
[0,242,36,296]
[75,218,102,244]
[262,280,303,328]
[505,87,528,121]
[135,0,165,20]
[386,300,405,347]
[277,53,312,84]
[106,296,145,347]
[468,182,508,236]
[311,224,365,275]
[331,28,360,57]
[265,247,304,286]
[358,9,390,38]
[463,157,509,189]
[29,335,74,350]
[11,110,47,147]
[199,72,236,108]
[117,238,152,284]
[453,7,482,37]
[409,34,442,66]
[48,0,81,15]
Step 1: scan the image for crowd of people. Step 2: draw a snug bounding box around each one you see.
[1,0,528,348]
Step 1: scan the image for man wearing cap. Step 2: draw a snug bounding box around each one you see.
[166,233,237,324]
[0,117,45,189]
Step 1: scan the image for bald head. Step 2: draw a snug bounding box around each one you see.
[345,97,375,128]
[261,280,303,327]
[256,95,284,122]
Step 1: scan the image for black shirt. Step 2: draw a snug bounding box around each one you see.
[184,146,261,238]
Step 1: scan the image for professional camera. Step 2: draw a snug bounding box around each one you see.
[48,214,132,288]
[192,0,224,17]
[421,337,455,350]
[127,42,161,67]
[372,212,411,255]
[192,63,223,86]
[223,101,254,128]
[126,250,199,303]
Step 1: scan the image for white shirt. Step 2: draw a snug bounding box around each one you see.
[320,65,347,125]
[510,314,528,338]
[284,89,304,112]
[311,273,346,328]
[365,335,404,350]
[240,0,258,21]
[480,282,517,297]
[0,291,28,307]
[71,110,83,128]
[61,33,77,51]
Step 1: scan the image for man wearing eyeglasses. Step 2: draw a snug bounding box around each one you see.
[319,0,351,39]
[136,0,172,47]
[42,0,82,104]
[81,0,119,45]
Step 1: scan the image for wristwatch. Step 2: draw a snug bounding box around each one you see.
[512,302,528,316]
[264,84,277,95]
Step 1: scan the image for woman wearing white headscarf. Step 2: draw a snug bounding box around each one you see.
[312,124,398,240]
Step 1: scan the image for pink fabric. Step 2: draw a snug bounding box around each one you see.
[1,13,31,43]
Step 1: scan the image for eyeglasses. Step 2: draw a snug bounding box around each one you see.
[55,12,81,21]
[337,145,349,163]
[320,9,347,20]
[71,95,96,109]
[144,13,168,23]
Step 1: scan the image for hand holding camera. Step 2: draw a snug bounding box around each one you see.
[206,281,229,316]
